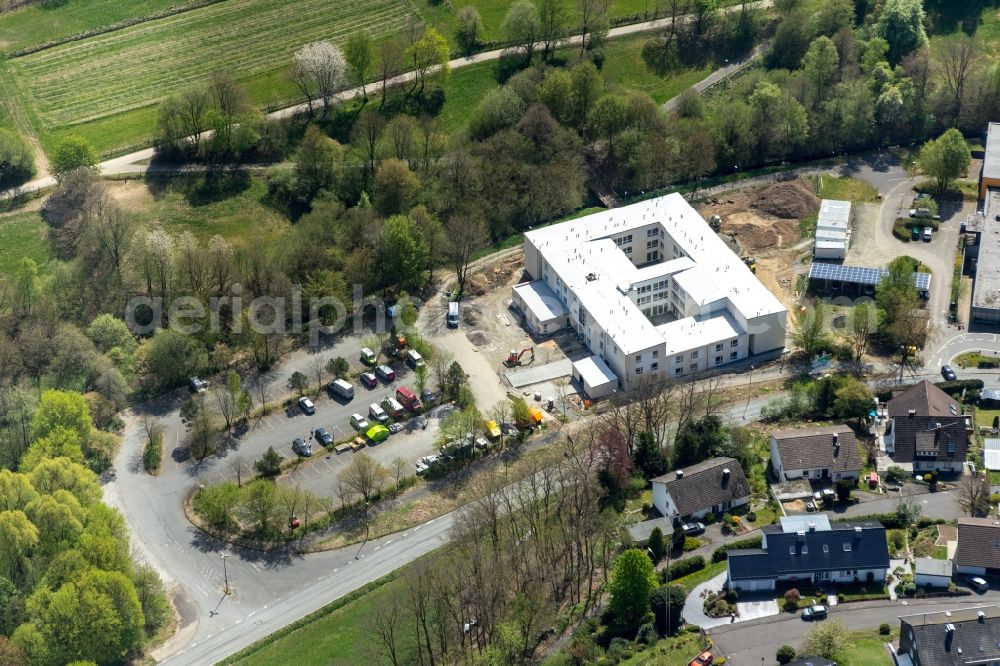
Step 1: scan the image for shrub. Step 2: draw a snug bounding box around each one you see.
[776,645,797,664]
[712,535,763,562]
[902,582,916,596]
[783,588,801,612]
[666,555,705,581]
[886,466,909,483]
[255,446,283,477]
[725,589,739,604]
[879,623,891,635]
[916,516,933,528]
[704,512,715,523]
[636,622,656,645]
[746,510,757,522]
[683,537,700,552]
[143,430,164,475]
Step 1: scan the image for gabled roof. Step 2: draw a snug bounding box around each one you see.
[955,518,1000,571]
[888,380,960,418]
[727,520,889,581]
[889,414,969,464]
[651,457,750,517]
[899,605,1000,666]
[770,424,861,474]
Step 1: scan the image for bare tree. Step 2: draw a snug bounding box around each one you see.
[178,85,210,154]
[937,34,978,124]
[578,0,611,55]
[227,455,251,487]
[353,107,385,184]
[391,456,407,491]
[207,235,234,296]
[443,216,488,298]
[377,39,404,109]
[311,356,325,395]
[372,596,403,666]
[431,350,455,397]
[341,452,390,503]
[959,471,991,517]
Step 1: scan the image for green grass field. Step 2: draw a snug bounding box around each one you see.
[598,39,714,104]
[0,211,52,279]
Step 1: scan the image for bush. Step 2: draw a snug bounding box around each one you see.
[879,623,891,635]
[783,588,801,612]
[886,466,909,484]
[636,622,656,645]
[666,555,705,581]
[0,128,35,188]
[746,510,757,522]
[776,645,797,664]
[704,512,715,523]
[902,582,916,596]
[712,535,763,562]
[142,430,163,475]
[255,446,283,477]
[725,589,739,603]
[683,537,701,552]
[916,516,933,528]
[935,379,983,398]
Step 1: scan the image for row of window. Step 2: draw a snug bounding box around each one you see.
[614,235,633,245]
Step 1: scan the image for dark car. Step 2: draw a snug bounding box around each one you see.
[375,364,395,382]
[681,522,705,536]
[291,437,312,457]
[360,372,378,389]
[802,605,828,621]
[966,575,989,593]
[941,365,957,381]
[314,427,333,446]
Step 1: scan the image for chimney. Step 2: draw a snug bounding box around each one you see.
[854,526,862,535]
[676,470,684,480]
[833,432,840,447]
[908,409,916,417]
[808,522,816,532]
[946,623,956,635]
[979,611,986,622]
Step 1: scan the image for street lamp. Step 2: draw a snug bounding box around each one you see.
[220,552,231,595]
[355,502,371,560]
[742,365,756,419]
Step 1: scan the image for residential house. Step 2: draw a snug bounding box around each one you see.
[884,381,971,473]
[896,605,1000,666]
[650,457,750,522]
[955,517,1000,576]
[770,424,861,482]
[726,515,889,592]
[914,558,954,588]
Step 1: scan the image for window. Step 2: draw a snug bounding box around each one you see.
[635,367,643,375]
[802,470,809,478]
[789,546,796,555]
[675,368,683,376]
[822,544,829,553]
[675,355,683,363]
[647,228,657,238]
[651,363,658,371]
[731,339,739,348]
[715,356,723,365]
[730,351,738,360]
[652,350,659,358]
[801,546,808,554]
[715,343,723,352]
[843,543,852,552]
[635,354,642,363]
[689,363,697,371]
[691,350,699,359]
[647,240,658,249]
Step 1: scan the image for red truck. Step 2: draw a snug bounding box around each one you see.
[396,386,423,412]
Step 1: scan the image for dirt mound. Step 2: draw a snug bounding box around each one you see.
[725,212,800,252]
[467,330,490,347]
[465,273,489,296]
[752,179,820,219]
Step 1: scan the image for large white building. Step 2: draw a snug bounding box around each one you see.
[511,193,788,395]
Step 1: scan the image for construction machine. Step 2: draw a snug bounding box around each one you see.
[742,256,757,273]
[504,347,534,368]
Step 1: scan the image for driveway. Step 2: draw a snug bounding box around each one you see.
[682,571,730,630]
[736,595,779,621]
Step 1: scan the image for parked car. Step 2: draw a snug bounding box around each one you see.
[802,605,828,620]
[349,413,369,432]
[910,225,920,241]
[923,227,933,242]
[314,427,333,446]
[375,364,395,382]
[368,403,388,423]
[381,396,405,418]
[688,651,714,666]
[805,500,817,512]
[681,522,705,536]
[298,397,315,415]
[396,386,423,412]
[388,422,404,434]
[189,377,208,393]
[966,575,989,593]
[360,347,377,366]
[447,301,459,328]
[420,388,435,406]
[941,364,957,381]
[405,349,425,369]
[360,372,378,389]
[292,437,312,457]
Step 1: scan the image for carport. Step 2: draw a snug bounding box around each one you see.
[572,355,618,399]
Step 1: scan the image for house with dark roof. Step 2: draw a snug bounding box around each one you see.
[726,515,889,592]
[884,381,971,473]
[770,424,861,482]
[650,457,750,522]
[896,605,1000,666]
[955,517,1000,576]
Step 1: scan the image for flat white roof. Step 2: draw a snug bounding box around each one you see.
[986,122,1000,181]
[815,228,848,242]
[779,514,832,533]
[985,449,1000,471]
[815,240,847,250]
[657,312,742,356]
[573,355,618,388]
[513,280,568,322]
[524,193,785,354]
[817,199,851,230]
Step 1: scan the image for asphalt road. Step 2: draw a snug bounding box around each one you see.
[711,593,1000,664]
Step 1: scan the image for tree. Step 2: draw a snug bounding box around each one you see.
[414,365,428,398]
[783,587,801,611]
[294,125,342,201]
[835,478,854,502]
[468,87,526,140]
[138,329,207,389]
[503,1,541,66]
[444,216,488,297]
[193,482,240,528]
[380,214,430,292]
[289,371,309,396]
[876,256,921,350]
[850,302,876,362]
[341,452,389,503]
[634,431,669,479]
[255,446,283,478]
[50,136,98,180]
[32,390,91,445]
[292,41,348,114]
[188,409,216,461]
[919,128,969,193]
[226,456,251,488]
[391,456,407,491]
[238,479,279,535]
[345,30,375,102]
[648,527,666,563]
[0,129,34,188]
[875,0,927,62]
[86,314,137,358]
[936,34,977,124]
[377,39,404,108]
[804,619,848,660]
[456,6,484,54]
[537,0,569,62]
[374,159,420,216]
[959,472,991,517]
[833,378,873,420]
[802,36,840,109]
[407,27,450,94]
[792,303,831,360]
[326,357,349,380]
[443,361,469,402]
[649,584,685,636]
[352,107,384,184]
[0,510,38,584]
[776,645,797,664]
[608,548,657,630]
[577,0,609,55]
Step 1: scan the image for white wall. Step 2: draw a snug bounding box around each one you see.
[652,482,672,518]
[770,436,784,479]
[915,573,951,588]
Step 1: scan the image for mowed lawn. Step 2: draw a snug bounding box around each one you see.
[0,211,51,280]
[8,0,417,128]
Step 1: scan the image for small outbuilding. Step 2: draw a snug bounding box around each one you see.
[914,558,953,588]
[571,355,618,399]
[511,280,569,336]
[626,517,674,547]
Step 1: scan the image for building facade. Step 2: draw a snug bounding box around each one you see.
[651,457,750,522]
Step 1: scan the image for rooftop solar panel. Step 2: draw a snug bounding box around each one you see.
[808,263,930,291]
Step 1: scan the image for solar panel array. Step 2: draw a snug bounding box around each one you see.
[808,263,930,291]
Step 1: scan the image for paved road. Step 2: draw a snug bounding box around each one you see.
[711,593,1000,663]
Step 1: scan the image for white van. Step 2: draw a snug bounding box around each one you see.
[447,302,459,328]
[329,378,354,400]
[406,349,425,369]
[922,227,933,242]
[381,396,405,418]
[350,413,369,432]
[368,403,388,423]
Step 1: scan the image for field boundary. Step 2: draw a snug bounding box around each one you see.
[5,0,227,58]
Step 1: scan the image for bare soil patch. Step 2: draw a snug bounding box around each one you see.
[753,179,820,219]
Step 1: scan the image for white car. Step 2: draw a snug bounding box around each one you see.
[298,397,315,415]
[349,413,369,432]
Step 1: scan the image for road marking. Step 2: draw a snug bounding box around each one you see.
[402,533,408,537]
